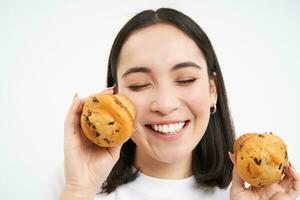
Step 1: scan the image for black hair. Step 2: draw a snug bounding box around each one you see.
[102,8,235,193]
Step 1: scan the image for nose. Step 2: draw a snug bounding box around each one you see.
[149,86,181,115]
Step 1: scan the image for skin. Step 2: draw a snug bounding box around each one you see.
[116,23,217,179]
[61,23,300,200]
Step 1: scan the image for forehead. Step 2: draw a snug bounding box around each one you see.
[118,23,206,73]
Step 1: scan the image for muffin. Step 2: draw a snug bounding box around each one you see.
[234,132,288,187]
[80,93,136,147]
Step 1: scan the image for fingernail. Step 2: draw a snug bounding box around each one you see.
[104,86,114,91]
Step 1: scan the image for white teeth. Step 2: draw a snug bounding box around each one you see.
[169,124,175,132]
[158,125,162,132]
[154,124,158,132]
[150,122,185,135]
[163,126,168,133]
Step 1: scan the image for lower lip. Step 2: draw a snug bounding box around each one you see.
[146,121,189,141]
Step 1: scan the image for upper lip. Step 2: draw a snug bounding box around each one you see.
[145,120,188,125]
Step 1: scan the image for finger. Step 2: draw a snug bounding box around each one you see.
[279,170,293,192]
[262,183,285,199]
[289,163,300,182]
[64,93,82,133]
[229,152,246,196]
[102,86,115,94]
[288,162,300,198]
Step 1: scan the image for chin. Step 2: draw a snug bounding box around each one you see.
[152,146,193,164]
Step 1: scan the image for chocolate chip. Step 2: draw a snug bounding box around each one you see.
[116,130,120,132]
[253,157,262,165]
[108,121,115,125]
[85,116,91,126]
[278,163,282,170]
[103,138,111,144]
[258,182,262,187]
[92,96,99,103]
[95,132,100,137]
[241,157,244,160]
[258,134,264,138]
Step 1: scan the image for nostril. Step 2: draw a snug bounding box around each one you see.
[149,103,180,115]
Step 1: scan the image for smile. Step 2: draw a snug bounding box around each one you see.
[150,122,185,135]
[145,120,189,136]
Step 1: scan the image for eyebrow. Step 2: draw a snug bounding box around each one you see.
[121,61,201,78]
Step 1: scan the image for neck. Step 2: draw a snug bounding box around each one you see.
[134,147,193,179]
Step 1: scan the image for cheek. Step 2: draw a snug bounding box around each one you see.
[125,93,150,144]
[187,95,210,123]
[131,95,148,123]
[118,90,148,123]
[181,82,211,112]
[184,84,211,144]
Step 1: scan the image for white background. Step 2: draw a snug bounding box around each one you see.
[0,0,299,199]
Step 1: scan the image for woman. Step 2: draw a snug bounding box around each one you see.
[61,8,300,200]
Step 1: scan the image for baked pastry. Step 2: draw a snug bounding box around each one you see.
[80,93,136,147]
[234,132,288,187]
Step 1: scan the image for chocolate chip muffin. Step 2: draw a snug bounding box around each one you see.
[80,93,136,147]
[234,132,288,187]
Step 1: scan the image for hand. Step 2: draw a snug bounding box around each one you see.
[62,87,122,196]
[229,152,300,200]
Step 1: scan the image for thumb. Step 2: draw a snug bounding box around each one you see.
[229,152,246,195]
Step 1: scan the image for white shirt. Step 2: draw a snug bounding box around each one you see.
[51,163,230,200]
[95,172,230,200]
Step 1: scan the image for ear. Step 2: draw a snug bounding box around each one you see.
[209,77,218,105]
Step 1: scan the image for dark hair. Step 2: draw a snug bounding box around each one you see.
[102,8,235,193]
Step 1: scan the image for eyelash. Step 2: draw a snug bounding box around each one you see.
[176,78,197,84]
[128,78,197,91]
[128,84,151,91]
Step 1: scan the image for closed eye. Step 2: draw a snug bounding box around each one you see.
[176,78,197,85]
[128,84,151,91]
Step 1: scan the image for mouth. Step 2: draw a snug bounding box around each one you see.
[145,120,190,136]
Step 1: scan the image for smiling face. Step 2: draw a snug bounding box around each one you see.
[116,23,217,174]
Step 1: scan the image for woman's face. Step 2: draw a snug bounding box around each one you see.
[117,23,217,165]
